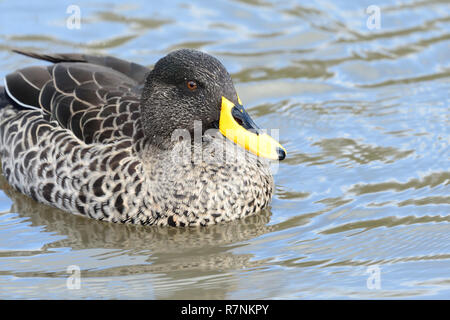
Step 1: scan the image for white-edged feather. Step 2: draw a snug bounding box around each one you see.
[3,77,40,110]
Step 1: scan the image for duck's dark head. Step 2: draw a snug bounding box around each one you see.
[140,49,286,160]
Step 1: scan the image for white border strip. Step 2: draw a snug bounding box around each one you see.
[3,77,40,110]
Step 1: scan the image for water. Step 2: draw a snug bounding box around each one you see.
[0,0,449,299]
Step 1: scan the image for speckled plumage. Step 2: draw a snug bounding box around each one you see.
[0,49,274,226]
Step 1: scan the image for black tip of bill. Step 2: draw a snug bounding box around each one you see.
[276,147,286,161]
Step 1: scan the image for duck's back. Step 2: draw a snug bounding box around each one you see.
[2,50,151,144]
[0,51,157,224]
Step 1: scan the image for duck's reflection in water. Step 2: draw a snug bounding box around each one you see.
[0,173,275,299]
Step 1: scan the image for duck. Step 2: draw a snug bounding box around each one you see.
[0,49,286,227]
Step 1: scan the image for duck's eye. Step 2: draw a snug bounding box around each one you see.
[186,80,198,91]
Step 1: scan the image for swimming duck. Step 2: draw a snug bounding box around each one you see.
[0,49,286,226]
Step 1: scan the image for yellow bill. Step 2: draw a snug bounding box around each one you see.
[219,96,286,160]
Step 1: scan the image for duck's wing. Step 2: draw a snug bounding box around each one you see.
[11,49,150,85]
[4,50,150,144]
